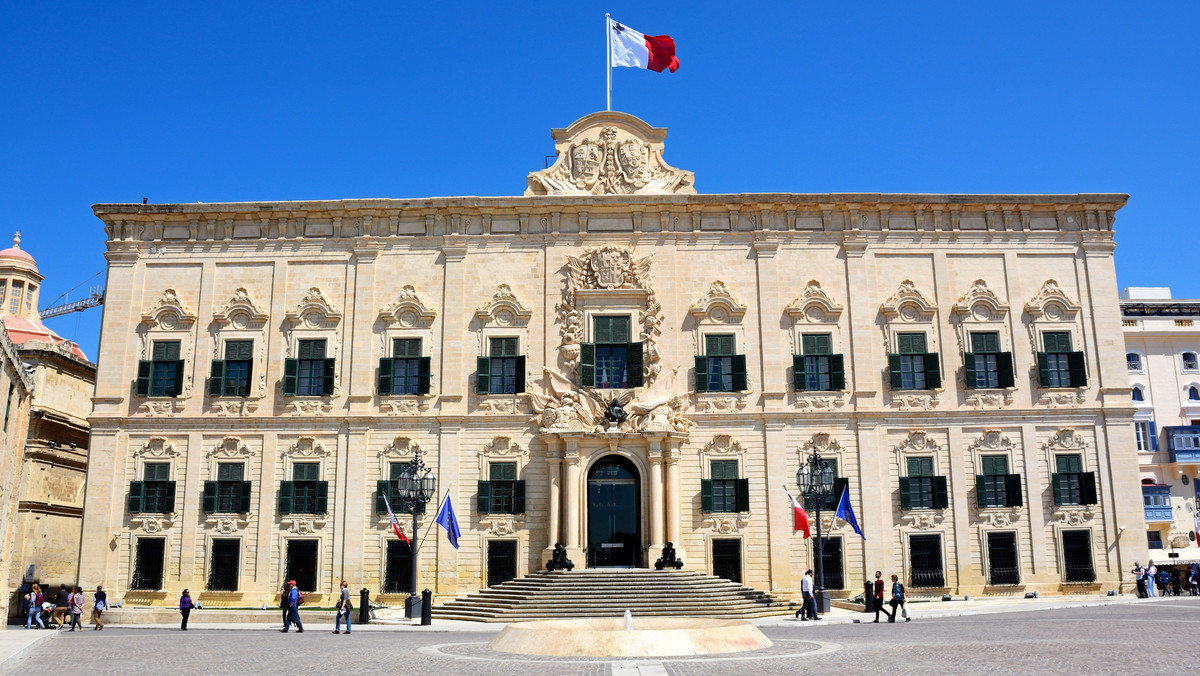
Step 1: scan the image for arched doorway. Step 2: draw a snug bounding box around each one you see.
[587,455,642,567]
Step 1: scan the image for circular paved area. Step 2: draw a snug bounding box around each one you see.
[6,597,1198,675]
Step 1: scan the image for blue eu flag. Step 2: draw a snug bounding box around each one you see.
[435,493,461,550]
[834,486,865,540]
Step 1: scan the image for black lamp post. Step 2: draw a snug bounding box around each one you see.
[394,449,436,619]
[797,451,836,614]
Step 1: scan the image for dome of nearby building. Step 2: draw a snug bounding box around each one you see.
[0,232,89,362]
[0,232,36,264]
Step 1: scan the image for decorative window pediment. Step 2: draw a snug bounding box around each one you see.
[953,280,1010,320]
[208,436,254,459]
[379,285,437,328]
[286,287,343,329]
[893,430,945,475]
[688,281,747,323]
[701,434,746,458]
[213,288,269,329]
[1024,280,1081,321]
[288,435,329,458]
[785,281,844,323]
[134,436,179,458]
[140,289,197,330]
[880,280,937,322]
[475,285,532,326]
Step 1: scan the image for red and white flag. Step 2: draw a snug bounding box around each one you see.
[382,493,410,546]
[783,486,811,539]
[609,18,679,73]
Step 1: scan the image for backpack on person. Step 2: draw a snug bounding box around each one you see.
[296,590,305,606]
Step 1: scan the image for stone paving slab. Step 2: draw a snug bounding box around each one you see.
[0,629,56,670]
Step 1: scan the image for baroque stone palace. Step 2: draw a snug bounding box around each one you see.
[79,112,1145,608]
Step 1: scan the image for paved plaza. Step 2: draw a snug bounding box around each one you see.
[4,597,1198,675]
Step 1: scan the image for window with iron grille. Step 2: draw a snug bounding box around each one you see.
[477,462,525,515]
[976,455,1022,509]
[965,332,1015,389]
[477,337,525,395]
[900,457,948,510]
[1061,530,1095,582]
[820,537,845,590]
[210,340,254,397]
[132,537,165,590]
[384,540,413,593]
[908,534,944,588]
[207,539,240,591]
[695,334,747,393]
[136,340,184,397]
[1052,454,1097,506]
[285,540,318,592]
[794,333,845,392]
[889,333,941,390]
[986,532,1020,585]
[711,539,742,584]
[1038,332,1086,388]
[487,540,518,588]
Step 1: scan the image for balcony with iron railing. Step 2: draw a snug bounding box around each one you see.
[1164,426,1200,464]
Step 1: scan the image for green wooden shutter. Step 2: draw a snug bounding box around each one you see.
[476,356,491,395]
[282,359,299,396]
[700,479,714,513]
[477,480,492,515]
[164,481,177,513]
[278,481,295,514]
[694,355,709,392]
[827,477,849,510]
[514,355,526,393]
[1036,353,1051,388]
[376,480,391,514]
[1051,473,1063,505]
[731,354,748,391]
[417,357,432,395]
[1005,474,1023,507]
[203,481,218,513]
[321,359,336,395]
[829,354,846,390]
[1079,472,1098,505]
[735,478,751,512]
[513,480,526,514]
[136,361,152,396]
[240,482,252,512]
[975,475,987,507]
[792,354,806,391]
[932,476,949,509]
[1068,351,1087,387]
[378,358,394,395]
[924,353,942,389]
[209,360,226,397]
[997,352,1015,388]
[315,481,329,513]
[899,477,911,510]
[580,343,596,387]
[963,353,977,389]
[627,342,644,387]
[170,362,185,396]
[128,481,145,513]
[889,354,904,389]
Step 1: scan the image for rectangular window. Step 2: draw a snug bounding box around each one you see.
[208,539,240,591]
[487,540,519,588]
[978,455,1009,507]
[297,339,328,396]
[1061,530,1095,582]
[219,340,254,397]
[581,316,643,389]
[1147,531,1164,550]
[710,460,739,513]
[288,463,326,515]
[131,538,165,591]
[907,456,934,509]
[711,538,742,584]
[8,281,22,315]
[968,332,1001,388]
[216,463,244,513]
[1052,454,1095,506]
[24,284,35,313]
[986,532,1020,585]
[1038,331,1087,388]
[704,334,736,392]
[800,333,833,391]
[284,540,318,592]
[1135,421,1159,452]
[137,340,184,397]
[892,332,933,390]
[478,337,524,395]
[385,540,413,593]
[820,537,845,590]
[0,280,6,309]
[908,534,945,588]
[142,462,173,514]
[485,462,523,514]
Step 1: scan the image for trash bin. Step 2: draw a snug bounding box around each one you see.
[359,588,370,625]
[420,589,432,626]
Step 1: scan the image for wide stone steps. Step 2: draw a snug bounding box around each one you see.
[433,569,792,622]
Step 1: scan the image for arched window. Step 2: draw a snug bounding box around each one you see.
[1127,353,1142,372]
[1183,352,1199,371]
[1189,386,1200,402]
[1132,386,1144,402]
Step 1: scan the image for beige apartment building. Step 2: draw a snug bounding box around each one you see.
[1121,288,1200,568]
[78,112,1145,609]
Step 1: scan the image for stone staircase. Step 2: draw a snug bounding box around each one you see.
[433,569,794,622]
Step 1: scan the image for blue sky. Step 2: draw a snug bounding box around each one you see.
[2,2,1197,359]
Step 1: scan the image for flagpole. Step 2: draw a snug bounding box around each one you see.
[605,13,612,111]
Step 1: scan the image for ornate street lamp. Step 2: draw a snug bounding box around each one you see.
[797,451,836,614]
[394,449,437,619]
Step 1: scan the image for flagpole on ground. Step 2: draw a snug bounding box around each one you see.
[605,13,612,111]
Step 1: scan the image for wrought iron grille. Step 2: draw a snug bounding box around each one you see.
[909,534,945,588]
[285,540,318,592]
[712,539,742,584]
[820,538,845,590]
[132,538,165,590]
[986,532,1020,585]
[1062,530,1096,583]
[384,540,413,593]
[208,539,240,591]
[487,540,518,588]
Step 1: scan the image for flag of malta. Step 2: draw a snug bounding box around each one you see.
[783,487,811,539]
[609,18,679,73]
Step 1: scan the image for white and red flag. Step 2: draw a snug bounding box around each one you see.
[783,486,811,539]
[608,17,679,73]
[382,493,410,546]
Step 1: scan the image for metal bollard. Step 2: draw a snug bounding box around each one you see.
[863,582,873,613]
[359,588,370,625]
[420,588,432,626]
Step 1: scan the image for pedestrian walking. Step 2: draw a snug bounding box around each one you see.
[872,571,893,623]
[889,574,910,622]
[1189,565,1199,596]
[179,589,193,630]
[334,580,352,634]
[52,584,69,628]
[1132,563,1147,598]
[25,583,45,629]
[796,569,819,621]
[68,586,85,631]
[281,581,304,633]
[92,586,107,630]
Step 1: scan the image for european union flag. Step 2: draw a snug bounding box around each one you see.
[435,493,461,550]
[834,486,865,540]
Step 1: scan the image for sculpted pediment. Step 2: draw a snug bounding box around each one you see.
[526,112,695,196]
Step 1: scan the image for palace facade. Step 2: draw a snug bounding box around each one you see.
[78,112,1145,608]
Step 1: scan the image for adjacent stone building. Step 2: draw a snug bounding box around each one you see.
[78,112,1145,609]
[1121,287,1200,566]
[0,249,35,627]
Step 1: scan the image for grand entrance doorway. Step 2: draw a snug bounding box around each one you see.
[587,455,642,567]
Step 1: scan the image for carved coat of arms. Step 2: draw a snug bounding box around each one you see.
[590,248,632,289]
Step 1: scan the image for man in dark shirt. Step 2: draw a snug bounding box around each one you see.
[53,585,69,628]
[873,571,893,623]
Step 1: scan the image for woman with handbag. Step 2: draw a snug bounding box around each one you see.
[889,574,910,623]
[179,589,193,631]
[334,580,353,634]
